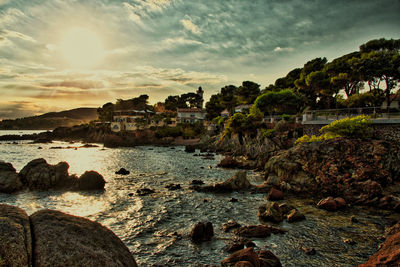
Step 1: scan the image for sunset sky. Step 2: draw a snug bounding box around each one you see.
[0,0,399,119]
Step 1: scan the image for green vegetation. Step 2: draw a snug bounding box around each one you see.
[164,92,203,111]
[154,122,205,138]
[253,89,303,116]
[295,115,372,144]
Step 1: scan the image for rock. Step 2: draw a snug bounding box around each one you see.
[137,188,155,196]
[165,183,181,190]
[128,193,134,197]
[286,209,305,223]
[278,203,295,216]
[221,247,260,267]
[234,225,271,238]
[19,158,76,190]
[77,171,105,190]
[267,188,284,201]
[350,215,359,223]
[218,156,241,168]
[301,247,316,255]
[115,168,130,175]
[0,204,32,267]
[185,145,196,153]
[317,197,338,211]
[334,197,346,209]
[229,198,239,203]
[0,161,23,193]
[266,176,280,187]
[245,241,256,248]
[193,171,252,193]
[344,238,356,245]
[191,179,204,185]
[258,250,282,267]
[30,209,137,266]
[258,202,283,223]
[222,221,242,232]
[190,222,214,243]
[227,243,244,253]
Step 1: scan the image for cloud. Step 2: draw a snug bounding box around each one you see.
[180,17,200,34]
[0,7,25,26]
[0,30,36,43]
[0,101,50,119]
[274,47,294,52]
[41,80,105,90]
[123,0,172,26]
[162,37,202,46]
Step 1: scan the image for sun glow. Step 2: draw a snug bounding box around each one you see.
[59,27,105,69]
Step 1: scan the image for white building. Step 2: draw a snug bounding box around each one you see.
[177,108,206,123]
[111,110,153,132]
[234,104,252,113]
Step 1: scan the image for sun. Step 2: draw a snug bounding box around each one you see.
[59,27,105,69]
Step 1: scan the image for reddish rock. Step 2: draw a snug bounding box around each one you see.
[221,247,260,267]
[258,250,282,267]
[78,171,105,190]
[334,197,346,209]
[218,156,241,168]
[234,225,271,238]
[190,222,214,243]
[227,243,245,253]
[267,188,284,201]
[317,197,338,211]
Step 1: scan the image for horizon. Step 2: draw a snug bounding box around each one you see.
[1,0,400,119]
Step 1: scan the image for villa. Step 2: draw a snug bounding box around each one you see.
[177,108,206,123]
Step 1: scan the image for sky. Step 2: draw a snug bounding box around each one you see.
[0,0,399,119]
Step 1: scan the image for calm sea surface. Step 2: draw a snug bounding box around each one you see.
[0,131,394,266]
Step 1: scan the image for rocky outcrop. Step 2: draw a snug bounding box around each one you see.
[0,161,23,193]
[221,247,281,267]
[192,171,252,193]
[264,138,400,207]
[77,171,106,190]
[0,204,32,267]
[190,222,214,243]
[19,158,76,190]
[359,221,400,267]
[217,156,242,168]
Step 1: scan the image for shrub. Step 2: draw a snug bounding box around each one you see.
[295,115,372,144]
[261,128,276,138]
[274,120,291,133]
[155,126,183,138]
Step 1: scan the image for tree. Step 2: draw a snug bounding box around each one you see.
[236,81,260,104]
[253,89,303,116]
[164,95,187,111]
[205,94,224,120]
[360,38,400,53]
[274,68,302,89]
[220,85,238,114]
[97,102,114,122]
[115,95,151,111]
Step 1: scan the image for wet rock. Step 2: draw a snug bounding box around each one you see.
[334,197,346,209]
[226,243,244,253]
[193,171,252,193]
[350,215,359,223]
[137,188,155,196]
[190,222,214,243]
[301,247,316,255]
[317,197,340,211]
[78,171,105,190]
[19,158,76,190]
[221,247,260,267]
[279,203,296,216]
[245,241,256,248]
[222,221,242,232]
[286,209,305,223]
[229,198,238,203]
[258,202,283,223]
[267,188,284,201]
[191,179,204,185]
[234,225,271,238]
[258,250,282,267]
[32,137,52,143]
[266,176,280,187]
[115,168,130,175]
[344,238,356,245]
[165,183,181,190]
[30,209,137,266]
[0,161,23,193]
[0,204,32,267]
[128,193,134,197]
[185,145,196,153]
[217,155,241,168]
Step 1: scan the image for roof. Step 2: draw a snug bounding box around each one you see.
[221,109,230,114]
[177,108,204,113]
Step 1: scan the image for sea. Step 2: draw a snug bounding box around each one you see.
[0,130,394,266]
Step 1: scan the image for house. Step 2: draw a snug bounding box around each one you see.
[111,109,154,132]
[234,104,252,113]
[381,94,400,110]
[220,109,230,117]
[177,108,206,123]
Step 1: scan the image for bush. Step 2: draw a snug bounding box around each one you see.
[260,128,276,138]
[274,120,291,132]
[295,115,372,144]
[155,126,183,138]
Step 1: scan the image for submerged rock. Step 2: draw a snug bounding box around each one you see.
[222,221,242,232]
[165,183,181,190]
[30,209,137,267]
[0,161,23,193]
[190,222,214,243]
[0,204,32,267]
[137,188,155,196]
[78,171,105,190]
[115,168,130,175]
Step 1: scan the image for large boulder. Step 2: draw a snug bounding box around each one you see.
[359,221,400,267]
[77,171,105,190]
[30,209,137,267]
[18,158,76,190]
[190,222,214,243]
[0,204,32,267]
[0,161,23,193]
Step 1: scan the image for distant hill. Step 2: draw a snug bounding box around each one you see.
[0,108,98,130]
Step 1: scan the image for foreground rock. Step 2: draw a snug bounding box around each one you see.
[221,247,281,267]
[78,171,106,190]
[317,197,346,211]
[192,171,252,193]
[264,138,400,208]
[190,222,214,243]
[359,221,400,266]
[0,161,23,193]
[30,209,137,267]
[0,204,32,266]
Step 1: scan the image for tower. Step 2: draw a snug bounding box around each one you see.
[196,86,204,109]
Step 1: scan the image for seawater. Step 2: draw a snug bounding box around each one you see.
[0,133,394,266]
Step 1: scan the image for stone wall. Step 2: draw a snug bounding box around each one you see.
[303,123,400,142]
